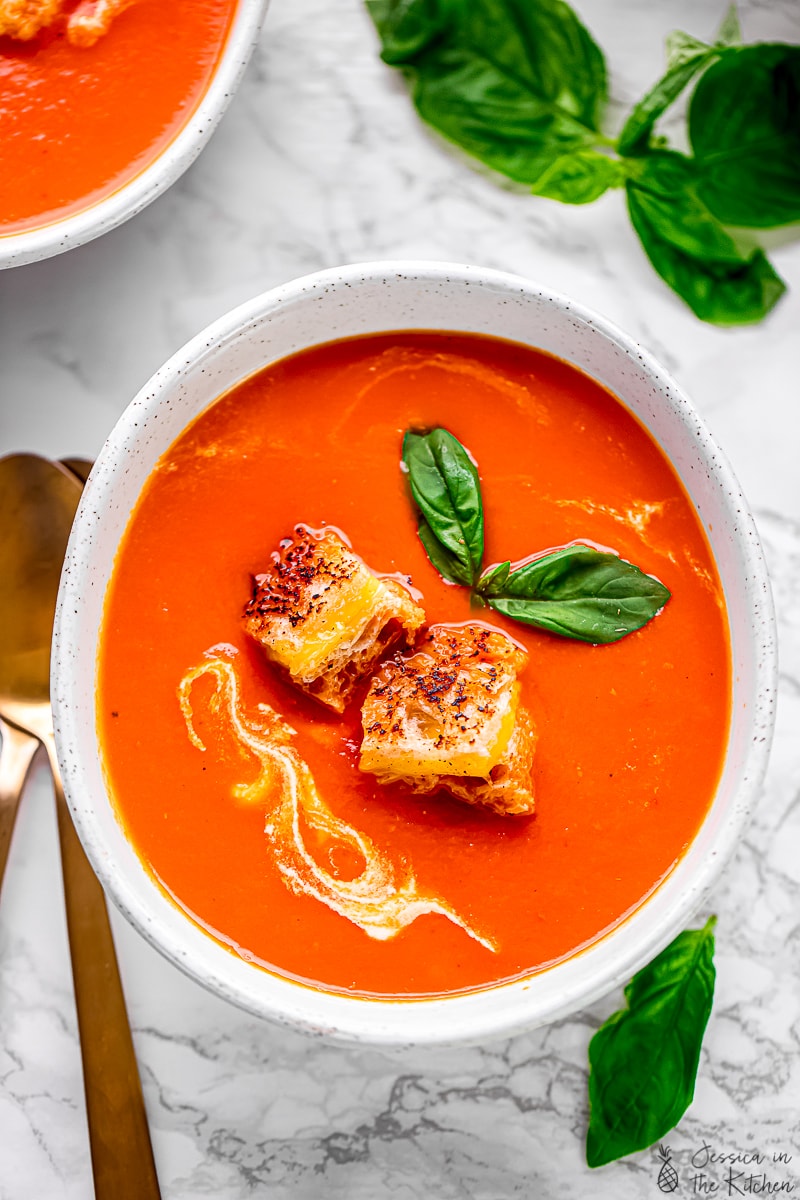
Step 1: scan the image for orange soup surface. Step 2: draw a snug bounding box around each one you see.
[0,0,238,234]
[99,333,731,998]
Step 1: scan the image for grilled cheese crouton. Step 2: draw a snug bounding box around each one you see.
[243,526,425,713]
[359,623,536,816]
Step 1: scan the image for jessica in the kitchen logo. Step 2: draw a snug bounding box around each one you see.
[654,1142,796,1195]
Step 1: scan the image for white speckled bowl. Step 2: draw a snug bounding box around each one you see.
[52,262,777,1046]
[0,0,269,270]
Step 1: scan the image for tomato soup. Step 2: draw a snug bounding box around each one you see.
[0,0,238,235]
[98,333,731,998]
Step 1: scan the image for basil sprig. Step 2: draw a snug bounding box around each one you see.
[367,0,798,323]
[402,428,670,644]
[587,917,717,1168]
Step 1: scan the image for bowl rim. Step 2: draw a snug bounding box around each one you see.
[52,260,779,1045]
[0,0,270,270]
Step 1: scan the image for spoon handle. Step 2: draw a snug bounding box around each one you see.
[0,719,39,895]
[45,736,162,1200]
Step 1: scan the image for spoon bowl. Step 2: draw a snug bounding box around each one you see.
[0,457,95,892]
[0,455,82,889]
[0,456,81,731]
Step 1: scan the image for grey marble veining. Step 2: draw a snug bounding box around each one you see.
[1,1,799,1197]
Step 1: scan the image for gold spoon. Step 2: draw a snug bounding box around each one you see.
[60,457,94,485]
[0,459,92,893]
[0,453,161,1199]
[0,719,39,891]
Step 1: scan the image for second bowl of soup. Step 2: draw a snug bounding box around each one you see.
[0,0,269,267]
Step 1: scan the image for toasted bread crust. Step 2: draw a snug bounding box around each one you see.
[243,526,425,712]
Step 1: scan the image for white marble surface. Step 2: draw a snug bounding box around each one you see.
[2,1,800,1195]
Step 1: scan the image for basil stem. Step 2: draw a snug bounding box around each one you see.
[474,558,511,597]
[587,917,717,1168]
[478,545,671,644]
[402,428,484,585]
[615,4,742,158]
[617,46,719,157]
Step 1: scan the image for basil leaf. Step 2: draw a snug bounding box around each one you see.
[365,0,444,64]
[618,47,718,157]
[626,152,747,262]
[367,0,608,186]
[403,428,484,584]
[476,559,511,597]
[689,45,800,229]
[485,545,670,644]
[626,152,786,323]
[586,917,717,1169]
[417,516,475,587]
[714,4,741,49]
[532,150,627,204]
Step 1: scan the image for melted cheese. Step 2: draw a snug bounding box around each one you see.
[243,526,425,712]
[178,657,496,951]
[278,571,384,680]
